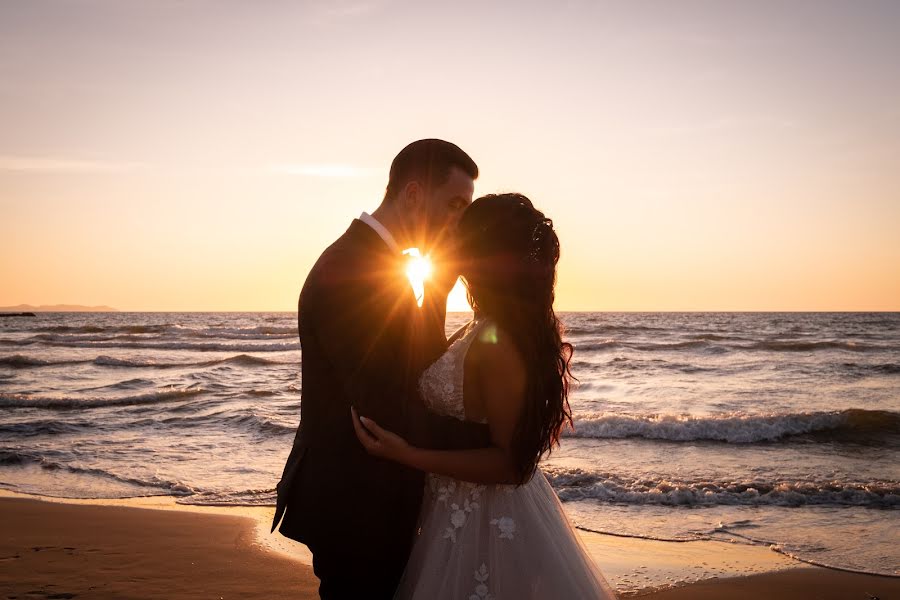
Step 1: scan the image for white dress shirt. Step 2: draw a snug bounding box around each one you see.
[358,212,402,254]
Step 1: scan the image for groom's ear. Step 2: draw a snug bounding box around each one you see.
[400,180,424,213]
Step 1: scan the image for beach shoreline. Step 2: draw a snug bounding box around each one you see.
[3,491,898,598]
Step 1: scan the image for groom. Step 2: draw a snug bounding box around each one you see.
[271,139,491,599]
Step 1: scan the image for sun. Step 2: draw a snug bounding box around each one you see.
[403,248,433,307]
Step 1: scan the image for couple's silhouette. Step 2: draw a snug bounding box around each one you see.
[271,139,616,599]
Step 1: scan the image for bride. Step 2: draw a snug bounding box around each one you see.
[352,193,617,599]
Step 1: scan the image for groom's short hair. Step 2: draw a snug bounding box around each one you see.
[384,139,478,201]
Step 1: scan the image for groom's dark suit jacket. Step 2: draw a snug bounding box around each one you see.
[271,219,489,573]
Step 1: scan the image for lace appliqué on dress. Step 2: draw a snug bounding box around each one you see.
[490,516,516,540]
[469,563,495,600]
[430,475,485,543]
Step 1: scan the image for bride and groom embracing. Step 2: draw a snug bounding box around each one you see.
[271,139,616,599]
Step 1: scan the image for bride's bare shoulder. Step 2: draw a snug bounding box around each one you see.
[461,320,528,431]
[468,321,527,395]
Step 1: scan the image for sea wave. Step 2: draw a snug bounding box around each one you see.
[0,388,206,410]
[631,340,719,351]
[24,324,296,340]
[27,339,300,352]
[0,449,197,496]
[543,466,900,508]
[565,409,900,444]
[162,411,296,436]
[203,354,296,367]
[571,337,890,355]
[0,354,92,368]
[601,356,720,373]
[176,488,277,507]
[34,324,172,334]
[223,413,295,435]
[93,353,295,368]
[574,340,621,352]
[30,333,123,343]
[0,353,295,369]
[685,333,753,342]
[841,362,900,376]
[0,420,88,436]
[740,340,886,352]
[565,324,670,335]
[574,339,729,354]
[78,378,155,392]
[92,356,187,368]
[175,326,296,339]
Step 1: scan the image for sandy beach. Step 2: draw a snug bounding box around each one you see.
[2,493,898,599]
[0,496,318,599]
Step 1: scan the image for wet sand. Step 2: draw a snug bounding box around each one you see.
[636,568,900,599]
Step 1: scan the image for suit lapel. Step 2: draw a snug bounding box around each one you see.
[343,219,418,307]
[345,219,400,258]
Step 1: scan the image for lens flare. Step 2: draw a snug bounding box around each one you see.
[403,248,433,307]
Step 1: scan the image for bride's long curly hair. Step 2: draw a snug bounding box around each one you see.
[457,193,574,484]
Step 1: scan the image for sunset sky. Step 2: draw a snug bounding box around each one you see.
[2,1,898,312]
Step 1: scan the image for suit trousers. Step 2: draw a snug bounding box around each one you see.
[307,539,406,600]
[281,453,410,600]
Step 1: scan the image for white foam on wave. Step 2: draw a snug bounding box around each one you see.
[176,488,278,507]
[565,409,899,443]
[544,466,900,508]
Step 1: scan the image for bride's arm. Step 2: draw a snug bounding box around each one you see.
[352,332,528,485]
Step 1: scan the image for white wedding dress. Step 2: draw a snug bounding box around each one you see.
[394,317,617,599]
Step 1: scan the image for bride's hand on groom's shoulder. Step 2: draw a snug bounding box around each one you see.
[351,406,411,463]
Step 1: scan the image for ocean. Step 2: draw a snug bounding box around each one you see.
[1,311,897,577]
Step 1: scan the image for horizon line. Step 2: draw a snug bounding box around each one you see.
[3,309,899,314]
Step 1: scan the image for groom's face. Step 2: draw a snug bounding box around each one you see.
[421,166,475,254]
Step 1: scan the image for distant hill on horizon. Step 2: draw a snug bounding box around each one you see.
[0,304,119,312]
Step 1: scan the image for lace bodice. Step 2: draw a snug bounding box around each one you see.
[418,318,488,423]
